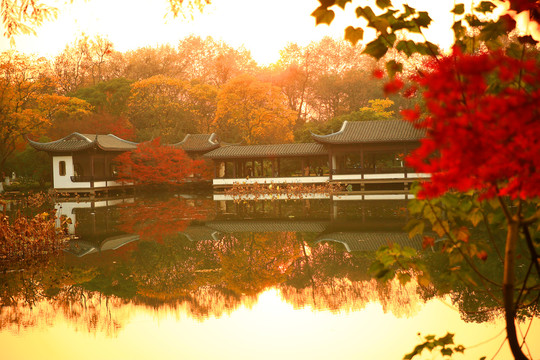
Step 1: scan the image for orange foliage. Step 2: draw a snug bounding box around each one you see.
[0,210,67,270]
[214,74,296,144]
[47,112,135,140]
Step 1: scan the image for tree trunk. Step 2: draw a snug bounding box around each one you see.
[503,218,529,360]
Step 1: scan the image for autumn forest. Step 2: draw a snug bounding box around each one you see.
[0,34,409,179]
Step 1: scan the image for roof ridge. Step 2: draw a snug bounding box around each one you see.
[104,133,139,146]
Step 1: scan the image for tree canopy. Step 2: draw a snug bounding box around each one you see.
[310,1,539,359]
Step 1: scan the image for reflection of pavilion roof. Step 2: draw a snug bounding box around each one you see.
[316,232,422,252]
[204,143,327,160]
[172,133,221,152]
[206,220,330,233]
[64,234,140,257]
[312,120,425,144]
[28,132,138,153]
[182,225,223,241]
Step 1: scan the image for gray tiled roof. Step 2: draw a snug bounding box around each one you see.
[172,133,220,152]
[28,133,138,153]
[312,120,425,144]
[204,143,328,160]
[316,232,422,252]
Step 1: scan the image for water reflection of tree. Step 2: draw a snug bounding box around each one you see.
[1,229,529,335]
[281,241,421,317]
[116,197,215,241]
[0,260,126,337]
[219,232,302,296]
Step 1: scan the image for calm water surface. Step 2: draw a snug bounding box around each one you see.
[1,194,538,359]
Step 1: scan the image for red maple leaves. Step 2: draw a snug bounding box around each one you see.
[402,48,540,199]
[115,138,212,185]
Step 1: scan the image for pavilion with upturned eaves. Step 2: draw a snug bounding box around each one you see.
[28,132,138,194]
[171,133,221,158]
[204,120,429,192]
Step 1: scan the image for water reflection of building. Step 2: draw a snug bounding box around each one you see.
[56,197,139,257]
[61,197,421,256]
[196,198,422,251]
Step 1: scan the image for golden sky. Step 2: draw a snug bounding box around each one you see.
[0,0,460,65]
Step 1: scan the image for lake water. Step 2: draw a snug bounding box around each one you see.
[1,193,538,359]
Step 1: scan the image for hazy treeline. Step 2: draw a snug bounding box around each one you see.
[0,35,411,177]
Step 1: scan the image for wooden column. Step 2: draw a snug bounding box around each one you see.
[403,145,408,178]
[360,146,364,180]
[90,152,95,188]
[328,151,333,180]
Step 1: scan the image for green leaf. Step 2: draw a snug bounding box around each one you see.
[415,41,439,56]
[401,247,417,258]
[475,1,496,13]
[385,59,403,78]
[415,11,432,27]
[403,343,425,360]
[408,220,425,239]
[391,20,415,32]
[344,26,364,45]
[395,40,416,56]
[441,348,453,356]
[449,252,463,265]
[452,20,466,41]
[376,0,392,9]
[380,253,395,267]
[465,14,485,27]
[312,6,336,25]
[397,272,412,285]
[439,333,455,345]
[479,20,507,42]
[470,209,483,227]
[452,3,465,15]
[375,268,391,280]
[362,37,390,59]
[369,260,385,274]
[402,4,416,17]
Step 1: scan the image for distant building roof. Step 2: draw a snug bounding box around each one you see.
[204,143,328,160]
[312,120,425,144]
[28,133,138,153]
[172,133,221,153]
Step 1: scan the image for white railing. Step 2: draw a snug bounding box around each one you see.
[213,173,430,186]
[213,176,329,186]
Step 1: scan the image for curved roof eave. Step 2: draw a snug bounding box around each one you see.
[27,132,96,153]
[311,121,348,143]
[311,120,425,144]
